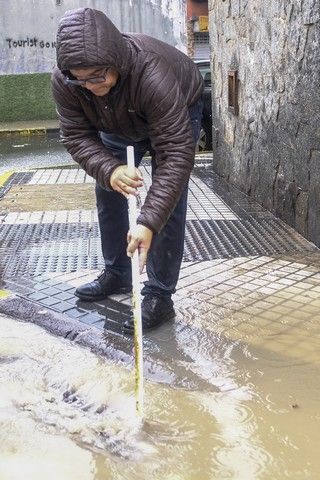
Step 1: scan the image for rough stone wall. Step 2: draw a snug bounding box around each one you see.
[186,19,195,57]
[209,0,320,246]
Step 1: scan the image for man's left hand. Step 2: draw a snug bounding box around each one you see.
[127,225,153,273]
[110,165,143,198]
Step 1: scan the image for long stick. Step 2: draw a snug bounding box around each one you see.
[126,146,144,417]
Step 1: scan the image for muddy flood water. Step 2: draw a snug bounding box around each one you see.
[0,135,71,174]
[0,305,319,480]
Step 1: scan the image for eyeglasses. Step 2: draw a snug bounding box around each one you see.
[64,68,109,86]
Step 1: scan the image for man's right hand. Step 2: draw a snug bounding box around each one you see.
[110,165,143,199]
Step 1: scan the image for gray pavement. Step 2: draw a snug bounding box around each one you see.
[1,151,320,368]
[0,126,72,174]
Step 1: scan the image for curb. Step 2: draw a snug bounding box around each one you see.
[0,289,10,299]
[0,293,183,386]
[0,293,132,362]
[0,170,15,187]
[0,127,59,137]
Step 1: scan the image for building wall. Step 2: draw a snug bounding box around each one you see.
[187,0,208,17]
[209,0,320,246]
[187,0,209,58]
[0,0,186,121]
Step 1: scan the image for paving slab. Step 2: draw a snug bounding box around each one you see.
[1,155,320,367]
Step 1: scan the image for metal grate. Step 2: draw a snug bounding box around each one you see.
[0,216,317,279]
[184,218,316,261]
[0,223,101,278]
[0,164,318,279]
[0,171,34,198]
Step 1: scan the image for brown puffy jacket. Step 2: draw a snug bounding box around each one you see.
[51,7,203,233]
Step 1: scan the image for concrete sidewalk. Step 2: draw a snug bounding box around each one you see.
[1,155,320,366]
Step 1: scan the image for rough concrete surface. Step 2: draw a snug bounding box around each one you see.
[0,184,95,212]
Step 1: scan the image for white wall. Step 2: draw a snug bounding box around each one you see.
[0,0,186,74]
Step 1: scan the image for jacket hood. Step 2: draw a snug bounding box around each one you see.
[56,8,131,79]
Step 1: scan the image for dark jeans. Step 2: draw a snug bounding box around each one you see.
[96,98,203,298]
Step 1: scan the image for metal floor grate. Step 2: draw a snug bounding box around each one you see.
[0,216,317,279]
[0,163,318,280]
[0,171,34,198]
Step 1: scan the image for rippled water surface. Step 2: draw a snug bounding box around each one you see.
[0,311,319,479]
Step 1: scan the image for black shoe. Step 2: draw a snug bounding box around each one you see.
[123,294,175,333]
[75,269,131,301]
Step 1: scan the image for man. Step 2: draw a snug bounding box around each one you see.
[52,7,203,332]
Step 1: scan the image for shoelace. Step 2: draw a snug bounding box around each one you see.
[97,269,107,281]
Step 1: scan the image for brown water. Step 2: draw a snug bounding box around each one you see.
[0,305,319,480]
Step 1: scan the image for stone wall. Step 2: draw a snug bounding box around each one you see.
[209,0,320,246]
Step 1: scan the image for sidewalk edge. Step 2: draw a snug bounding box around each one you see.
[0,127,59,137]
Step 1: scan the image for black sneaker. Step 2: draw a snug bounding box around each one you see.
[123,294,175,333]
[75,269,131,301]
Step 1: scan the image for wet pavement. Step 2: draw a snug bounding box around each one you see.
[1,134,320,479]
[0,132,72,173]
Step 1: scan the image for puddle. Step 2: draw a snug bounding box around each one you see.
[0,305,319,479]
[0,135,72,173]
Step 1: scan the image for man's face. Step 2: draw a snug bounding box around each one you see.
[69,67,119,96]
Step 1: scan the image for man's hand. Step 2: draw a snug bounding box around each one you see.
[127,225,153,273]
[110,165,143,198]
